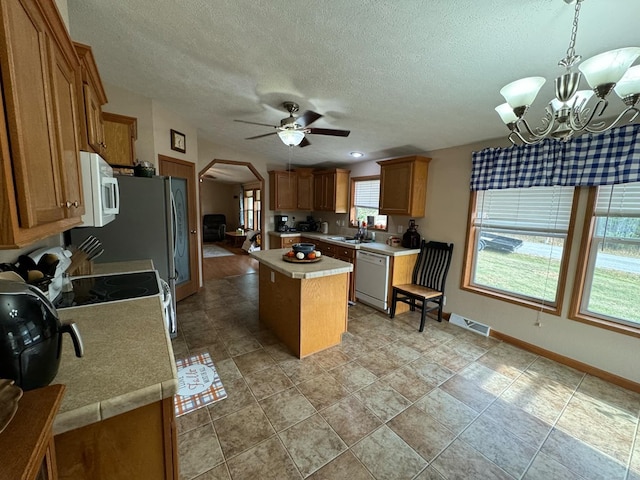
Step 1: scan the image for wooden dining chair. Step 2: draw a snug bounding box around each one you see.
[389,240,454,332]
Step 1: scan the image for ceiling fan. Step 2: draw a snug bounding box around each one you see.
[235,102,350,147]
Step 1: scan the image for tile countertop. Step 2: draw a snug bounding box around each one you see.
[269,231,420,257]
[52,261,177,435]
[250,248,353,279]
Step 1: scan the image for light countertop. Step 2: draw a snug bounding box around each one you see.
[52,261,177,435]
[250,248,353,279]
[268,231,420,257]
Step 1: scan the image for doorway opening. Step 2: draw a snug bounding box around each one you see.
[199,160,264,276]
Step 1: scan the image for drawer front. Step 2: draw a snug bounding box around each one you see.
[282,236,300,247]
[335,247,355,260]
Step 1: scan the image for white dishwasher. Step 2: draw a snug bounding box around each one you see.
[356,250,390,311]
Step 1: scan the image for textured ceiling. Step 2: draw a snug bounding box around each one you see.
[67,0,640,172]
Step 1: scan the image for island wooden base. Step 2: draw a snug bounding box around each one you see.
[258,264,348,358]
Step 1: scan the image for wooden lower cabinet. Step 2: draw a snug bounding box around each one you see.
[305,238,356,302]
[268,233,300,249]
[0,384,65,480]
[54,397,177,480]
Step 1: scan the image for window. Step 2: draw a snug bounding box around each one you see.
[571,182,640,332]
[463,186,577,313]
[243,188,261,230]
[350,177,387,230]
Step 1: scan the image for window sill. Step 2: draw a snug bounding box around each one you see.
[569,312,640,339]
[461,284,561,316]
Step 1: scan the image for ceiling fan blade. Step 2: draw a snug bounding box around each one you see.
[234,119,276,128]
[307,127,351,137]
[245,132,278,140]
[297,110,322,128]
[299,137,311,148]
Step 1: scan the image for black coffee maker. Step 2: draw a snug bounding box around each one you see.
[275,215,289,232]
[402,219,421,249]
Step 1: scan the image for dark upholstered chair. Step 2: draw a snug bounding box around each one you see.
[389,240,454,332]
[202,214,226,242]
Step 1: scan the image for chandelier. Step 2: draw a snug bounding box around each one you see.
[495,0,640,145]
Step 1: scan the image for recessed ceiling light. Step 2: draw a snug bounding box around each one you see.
[350,151,364,158]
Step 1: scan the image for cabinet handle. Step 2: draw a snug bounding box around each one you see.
[72,201,79,208]
[190,230,196,234]
[63,201,72,208]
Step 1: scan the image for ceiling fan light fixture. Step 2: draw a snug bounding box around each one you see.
[277,129,305,146]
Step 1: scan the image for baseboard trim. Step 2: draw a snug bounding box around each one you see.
[489,329,640,394]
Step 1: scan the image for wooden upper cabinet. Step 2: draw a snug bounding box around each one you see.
[74,42,107,156]
[378,155,430,217]
[313,169,350,213]
[102,112,138,166]
[296,168,314,210]
[269,171,297,210]
[51,36,84,219]
[0,0,84,247]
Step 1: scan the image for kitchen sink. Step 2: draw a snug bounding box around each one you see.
[327,236,372,244]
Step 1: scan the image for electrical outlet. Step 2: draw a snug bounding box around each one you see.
[398,225,403,233]
[443,296,446,306]
[270,271,275,283]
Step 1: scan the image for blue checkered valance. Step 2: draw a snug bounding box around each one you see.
[470,124,640,191]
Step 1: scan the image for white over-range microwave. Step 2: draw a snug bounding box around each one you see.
[78,152,120,227]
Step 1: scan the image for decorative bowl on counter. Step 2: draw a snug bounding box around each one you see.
[292,243,315,254]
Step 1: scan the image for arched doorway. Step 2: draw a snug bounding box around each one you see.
[198,159,265,269]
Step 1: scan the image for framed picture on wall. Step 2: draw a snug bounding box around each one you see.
[171,129,186,153]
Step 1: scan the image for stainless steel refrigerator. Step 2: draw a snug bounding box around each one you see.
[69,175,192,336]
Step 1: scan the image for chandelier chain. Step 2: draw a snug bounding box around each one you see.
[559,0,583,68]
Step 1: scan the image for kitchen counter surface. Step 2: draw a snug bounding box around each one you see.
[269,231,420,257]
[250,248,353,279]
[91,259,155,275]
[52,262,176,435]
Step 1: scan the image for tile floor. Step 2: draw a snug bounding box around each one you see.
[172,272,640,480]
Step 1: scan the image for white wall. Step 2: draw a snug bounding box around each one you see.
[54,0,69,28]
[200,181,241,231]
[102,84,155,166]
[424,139,640,383]
[151,101,199,166]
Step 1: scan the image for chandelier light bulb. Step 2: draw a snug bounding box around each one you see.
[500,77,546,110]
[495,0,640,145]
[614,65,640,99]
[578,47,640,90]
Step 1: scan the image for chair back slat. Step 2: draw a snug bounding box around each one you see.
[411,240,454,291]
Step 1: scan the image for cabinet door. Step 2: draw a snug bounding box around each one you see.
[380,162,413,215]
[0,0,66,227]
[49,36,84,218]
[84,83,105,155]
[103,113,137,166]
[313,174,325,210]
[271,171,296,210]
[324,173,336,211]
[296,173,313,210]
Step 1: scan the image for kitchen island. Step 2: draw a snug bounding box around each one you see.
[250,249,353,358]
[52,260,178,479]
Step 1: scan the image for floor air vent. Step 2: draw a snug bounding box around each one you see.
[449,313,491,337]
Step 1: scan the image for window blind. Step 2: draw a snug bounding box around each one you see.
[354,180,380,208]
[475,186,575,234]
[595,182,640,217]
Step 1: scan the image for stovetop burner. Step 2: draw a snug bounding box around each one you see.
[55,271,161,308]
